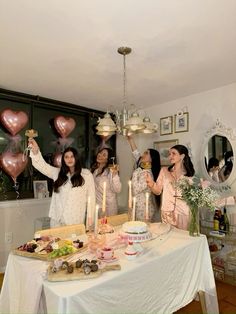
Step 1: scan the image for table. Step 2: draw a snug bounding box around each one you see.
[0,226,219,314]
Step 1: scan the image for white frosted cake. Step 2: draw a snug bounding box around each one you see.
[122,221,147,234]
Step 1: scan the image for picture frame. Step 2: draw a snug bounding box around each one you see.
[33,180,48,199]
[154,139,179,166]
[160,116,173,135]
[174,112,189,133]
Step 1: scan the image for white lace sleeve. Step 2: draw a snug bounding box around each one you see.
[30,150,59,181]
[108,172,122,194]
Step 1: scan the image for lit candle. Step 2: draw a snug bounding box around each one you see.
[128,180,132,209]
[94,204,99,236]
[102,181,107,213]
[132,196,136,221]
[87,196,92,227]
[145,192,149,220]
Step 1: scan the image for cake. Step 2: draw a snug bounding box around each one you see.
[122,221,147,234]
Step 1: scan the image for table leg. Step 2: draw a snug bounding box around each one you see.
[198,290,207,314]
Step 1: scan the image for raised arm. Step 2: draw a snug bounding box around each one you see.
[28,138,59,181]
[108,168,122,193]
[146,169,164,195]
[126,135,141,163]
[126,135,138,152]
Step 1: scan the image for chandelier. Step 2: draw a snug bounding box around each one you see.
[96,47,158,137]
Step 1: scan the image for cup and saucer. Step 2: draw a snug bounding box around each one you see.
[96,246,118,263]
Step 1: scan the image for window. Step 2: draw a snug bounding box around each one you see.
[0,89,116,200]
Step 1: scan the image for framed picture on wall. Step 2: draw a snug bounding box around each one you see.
[160,116,173,135]
[33,180,48,199]
[154,139,179,166]
[174,112,189,133]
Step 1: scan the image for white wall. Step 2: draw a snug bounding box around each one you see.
[117,82,236,208]
[0,198,50,271]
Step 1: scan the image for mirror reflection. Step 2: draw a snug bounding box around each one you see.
[205,135,233,183]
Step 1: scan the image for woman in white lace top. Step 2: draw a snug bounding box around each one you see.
[29,139,96,228]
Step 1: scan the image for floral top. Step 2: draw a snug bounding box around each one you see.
[131,149,157,221]
[30,150,96,228]
[93,168,122,217]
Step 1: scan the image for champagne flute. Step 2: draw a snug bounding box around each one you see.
[108,157,119,173]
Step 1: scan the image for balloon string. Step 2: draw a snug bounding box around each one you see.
[13,181,20,199]
[22,146,30,162]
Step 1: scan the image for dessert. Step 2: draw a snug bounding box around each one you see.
[122,221,147,234]
[119,221,152,242]
[98,223,114,234]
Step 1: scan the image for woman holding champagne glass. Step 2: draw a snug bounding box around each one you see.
[28,138,96,228]
[91,147,122,217]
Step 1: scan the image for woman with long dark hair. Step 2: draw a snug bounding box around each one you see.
[29,139,95,227]
[146,144,195,230]
[91,147,122,216]
[127,135,161,222]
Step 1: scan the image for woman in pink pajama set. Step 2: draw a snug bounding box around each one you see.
[146,145,195,230]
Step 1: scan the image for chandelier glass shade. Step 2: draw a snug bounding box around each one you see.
[96,47,158,136]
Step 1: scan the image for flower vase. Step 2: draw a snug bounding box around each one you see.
[189,206,200,236]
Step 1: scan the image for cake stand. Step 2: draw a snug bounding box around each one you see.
[119,230,153,254]
[120,223,171,255]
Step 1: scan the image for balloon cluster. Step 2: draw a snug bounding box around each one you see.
[0,109,29,194]
[53,116,76,167]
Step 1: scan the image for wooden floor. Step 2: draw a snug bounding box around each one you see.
[175,280,236,314]
[0,273,236,313]
[0,273,3,291]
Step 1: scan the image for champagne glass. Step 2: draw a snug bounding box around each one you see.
[108,157,119,173]
[23,129,38,161]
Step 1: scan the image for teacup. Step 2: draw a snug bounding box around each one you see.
[97,246,114,260]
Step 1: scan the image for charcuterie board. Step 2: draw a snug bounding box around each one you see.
[12,244,87,261]
[47,264,121,281]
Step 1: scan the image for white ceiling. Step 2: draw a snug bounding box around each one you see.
[1,0,236,112]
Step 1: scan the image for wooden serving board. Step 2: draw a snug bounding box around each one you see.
[12,244,88,261]
[47,264,121,282]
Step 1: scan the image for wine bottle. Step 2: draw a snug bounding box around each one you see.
[219,210,225,232]
[223,207,230,233]
[213,209,219,231]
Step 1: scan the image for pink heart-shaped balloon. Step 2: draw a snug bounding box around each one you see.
[53,152,62,168]
[0,152,28,182]
[0,109,28,136]
[54,116,76,138]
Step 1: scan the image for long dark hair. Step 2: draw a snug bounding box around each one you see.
[168,145,195,177]
[207,157,219,172]
[91,148,114,176]
[223,151,233,177]
[54,147,84,193]
[149,148,161,207]
[148,148,161,181]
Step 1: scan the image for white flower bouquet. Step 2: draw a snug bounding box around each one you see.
[176,176,218,235]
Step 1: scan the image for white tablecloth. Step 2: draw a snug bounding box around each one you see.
[0,226,219,314]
